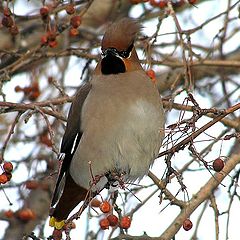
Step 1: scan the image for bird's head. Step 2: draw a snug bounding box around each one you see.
[99,18,142,75]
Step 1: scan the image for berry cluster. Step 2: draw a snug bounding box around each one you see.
[0,162,13,184]
[4,208,36,222]
[1,7,19,36]
[40,29,58,48]
[39,3,81,47]
[129,0,198,8]
[90,199,132,230]
[15,81,40,101]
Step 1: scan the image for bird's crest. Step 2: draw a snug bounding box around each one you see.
[102,18,141,51]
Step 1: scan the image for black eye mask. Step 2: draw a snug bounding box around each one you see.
[101,43,134,59]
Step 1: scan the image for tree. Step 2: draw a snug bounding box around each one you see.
[0,0,240,239]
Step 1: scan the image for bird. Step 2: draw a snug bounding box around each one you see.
[49,18,165,230]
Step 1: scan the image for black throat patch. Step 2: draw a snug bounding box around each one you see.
[101,54,126,75]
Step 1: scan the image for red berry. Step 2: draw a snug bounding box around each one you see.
[69,27,79,37]
[213,158,224,172]
[25,180,39,190]
[0,174,8,184]
[39,133,52,147]
[183,219,193,231]
[48,40,58,48]
[47,31,57,41]
[188,0,197,4]
[159,0,167,8]
[40,6,49,18]
[149,0,158,7]
[146,69,156,79]
[40,35,48,45]
[99,218,110,230]
[120,216,131,229]
[3,8,12,17]
[17,208,36,221]
[4,210,14,218]
[99,201,111,213]
[107,214,119,227]
[3,172,12,181]
[3,162,13,173]
[52,229,62,240]
[2,16,14,28]
[66,4,75,15]
[146,69,156,84]
[70,15,81,28]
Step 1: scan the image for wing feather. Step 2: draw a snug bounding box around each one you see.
[51,82,91,206]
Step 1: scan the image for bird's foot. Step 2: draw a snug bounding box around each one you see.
[49,216,65,230]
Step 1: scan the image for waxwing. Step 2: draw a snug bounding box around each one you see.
[49,18,165,229]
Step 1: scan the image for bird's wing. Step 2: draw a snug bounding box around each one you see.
[51,82,91,207]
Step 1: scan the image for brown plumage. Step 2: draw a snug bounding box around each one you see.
[101,18,141,51]
[49,18,165,228]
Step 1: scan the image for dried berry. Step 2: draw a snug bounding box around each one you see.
[15,86,22,92]
[183,218,193,231]
[213,158,224,172]
[90,198,101,208]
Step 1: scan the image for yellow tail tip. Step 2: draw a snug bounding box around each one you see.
[49,217,65,230]
[49,216,55,227]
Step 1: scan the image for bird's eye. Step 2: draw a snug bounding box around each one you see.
[118,43,134,59]
[119,50,129,58]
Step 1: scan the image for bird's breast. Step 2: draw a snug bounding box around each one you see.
[70,71,164,190]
